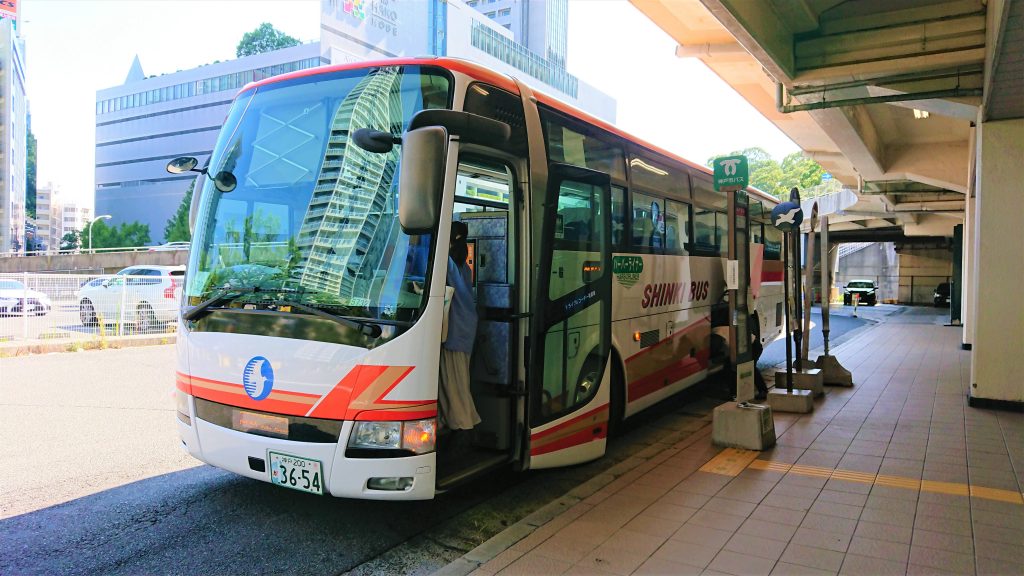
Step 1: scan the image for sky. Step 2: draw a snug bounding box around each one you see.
[20,0,797,207]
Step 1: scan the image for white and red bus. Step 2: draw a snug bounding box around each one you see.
[170,58,785,500]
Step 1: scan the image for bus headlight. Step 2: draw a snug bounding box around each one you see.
[349,419,436,454]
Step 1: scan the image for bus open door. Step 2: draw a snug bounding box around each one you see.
[526,164,614,469]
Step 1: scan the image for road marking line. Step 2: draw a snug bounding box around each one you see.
[711,455,1023,505]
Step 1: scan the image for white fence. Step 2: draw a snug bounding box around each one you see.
[0,272,181,345]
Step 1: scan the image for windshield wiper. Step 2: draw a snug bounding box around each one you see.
[184,286,383,338]
[272,300,383,338]
[182,286,300,322]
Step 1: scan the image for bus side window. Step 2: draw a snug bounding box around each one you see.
[611,186,626,249]
[665,199,690,255]
[693,208,717,254]
[764,225,782,260]
[631,191,663,253]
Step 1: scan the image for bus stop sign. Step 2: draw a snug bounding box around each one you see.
[771,201,803,231]
[714,155,749,191]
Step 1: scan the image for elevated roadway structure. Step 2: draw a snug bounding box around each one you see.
[631,0,1022,408]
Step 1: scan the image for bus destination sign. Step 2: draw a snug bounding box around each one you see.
[714,155,749,192]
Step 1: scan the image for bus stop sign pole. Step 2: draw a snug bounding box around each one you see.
[711,157,776,451]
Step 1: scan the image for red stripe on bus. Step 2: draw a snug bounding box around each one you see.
[624,316,710,364]
[633,352,709,398]
[627,352,709,402]
[306,365,389,420]
[370,366,417,406]
[530,404,610,442]
[190,384,314,417]
[762,271,784,282]
[175,372,193,395]
[353,406,438,421]
[531,425,607,456]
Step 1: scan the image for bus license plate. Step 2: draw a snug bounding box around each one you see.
[268,452,324,495]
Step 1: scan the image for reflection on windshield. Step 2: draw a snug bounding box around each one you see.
[186,66,450,325]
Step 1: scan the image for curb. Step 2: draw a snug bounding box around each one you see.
[0,333,176,357]
[431,422,714,576]
[432,313,890,575]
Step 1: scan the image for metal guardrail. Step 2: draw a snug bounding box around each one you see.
[1,245,167,258]
[0,272,181,345]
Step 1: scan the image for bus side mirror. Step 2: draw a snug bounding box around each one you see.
[399,126,448,234]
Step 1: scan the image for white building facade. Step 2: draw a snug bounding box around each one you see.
[320,0,616,121]
[0,17,27,254]
[94,43,322,243]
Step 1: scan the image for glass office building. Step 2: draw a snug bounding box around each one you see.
[94,44,322,243]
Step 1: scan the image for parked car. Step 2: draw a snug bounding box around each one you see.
[148,241,190,252]
[77,265,185,331]
[0,279,52,316]
[842,279,878,306]
[934,282,951,307]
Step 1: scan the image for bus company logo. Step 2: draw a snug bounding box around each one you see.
[242,356,274,401]
[641,280,710,309]
[612,256,643,289]
[343,0,367,21]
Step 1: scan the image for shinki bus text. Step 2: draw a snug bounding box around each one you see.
[168,58,786,500]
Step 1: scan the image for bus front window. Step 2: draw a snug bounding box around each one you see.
[185,66,452,336]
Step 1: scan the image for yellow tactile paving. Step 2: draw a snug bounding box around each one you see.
[719,456,1024,505]
[699,447,761,476]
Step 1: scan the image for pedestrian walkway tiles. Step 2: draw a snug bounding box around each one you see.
[703,447,1024,504]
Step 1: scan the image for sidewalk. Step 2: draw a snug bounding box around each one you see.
[438,308,1024,576]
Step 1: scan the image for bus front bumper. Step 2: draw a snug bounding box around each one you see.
[177,414,437,500]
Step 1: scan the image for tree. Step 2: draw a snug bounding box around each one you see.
[26,129,37,218]
[707,148,827,199]
[87,220,152,249]
[164,181,193,242]
[236,23,300,57]
[60,230,80,252]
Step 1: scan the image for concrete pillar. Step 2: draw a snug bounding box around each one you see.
[962,178,976,347]
[969,118,1024,408]
[960,125,977,345]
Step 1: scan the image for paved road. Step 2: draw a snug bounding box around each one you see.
[0,345,721,575]
[757,304,877,371]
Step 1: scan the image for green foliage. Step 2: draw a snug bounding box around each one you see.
[707,147,829,199]
[60,230,81,252]
[164,181,193,243]
[86,220,152,249]
[26,129,37,218]
[236,23,300,57]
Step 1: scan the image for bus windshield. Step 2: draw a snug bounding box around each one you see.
[185,66,451,325]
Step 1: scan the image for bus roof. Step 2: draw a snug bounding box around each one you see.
[243,57,778,205]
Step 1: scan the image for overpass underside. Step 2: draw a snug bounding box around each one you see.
[631,0,1023,407]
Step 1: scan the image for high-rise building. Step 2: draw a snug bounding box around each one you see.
[0,12,27,254]
[466,0,568,69]
[321,0,615,121]
[36,182,57,250]
[94,43,322,243]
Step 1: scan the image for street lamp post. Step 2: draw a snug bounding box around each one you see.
[87,214,112,254]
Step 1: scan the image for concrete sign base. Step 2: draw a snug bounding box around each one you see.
[816,354,853,387]
[766,388,814,414]
[775,368,824,397]
[712,402,777,450]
